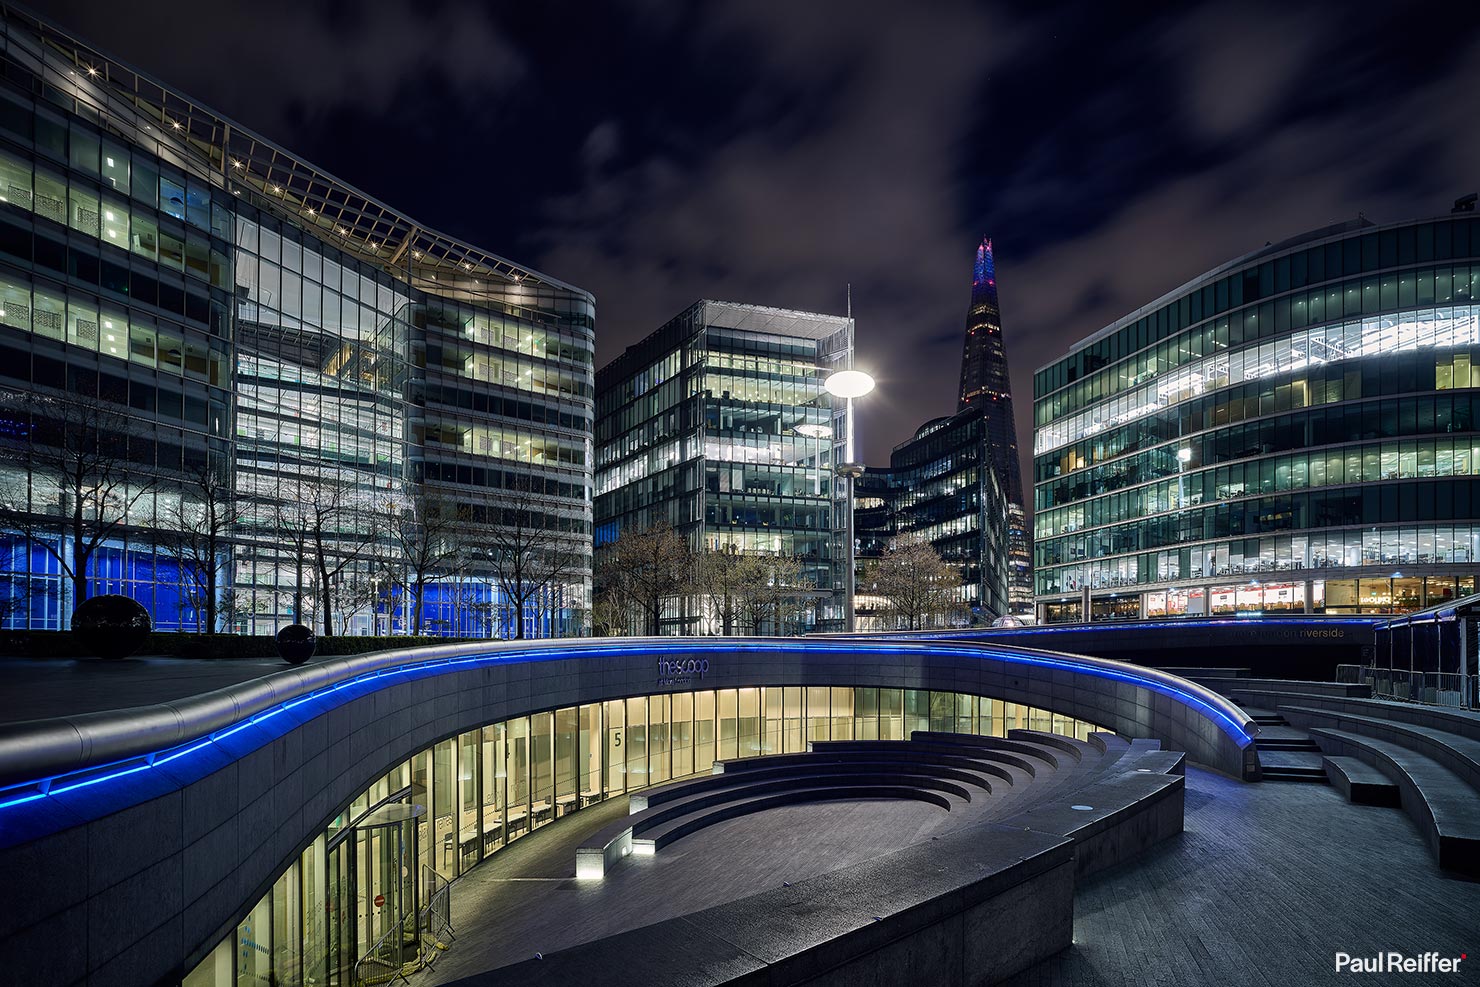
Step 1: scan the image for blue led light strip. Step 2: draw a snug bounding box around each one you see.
[0,638,1254,814]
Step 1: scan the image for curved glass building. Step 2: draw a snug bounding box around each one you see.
[0,9,594,636]
[1033,214,1480,621]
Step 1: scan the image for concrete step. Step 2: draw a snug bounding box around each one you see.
[1259,749,1330,783]
[1241,705,1288,727]
[1322,755,1401,807]
[1257,739,1322,752]
[1261,765,1330,783]
[1258,725,1313,742]
[1308,727,1480,875]
[1279,705,1480,792]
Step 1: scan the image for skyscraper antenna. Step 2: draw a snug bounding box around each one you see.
[846,282,852,322]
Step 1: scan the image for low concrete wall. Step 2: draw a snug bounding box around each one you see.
[1004,771,1186,876]
[450,825,1078,987]
[0,636,1250,986]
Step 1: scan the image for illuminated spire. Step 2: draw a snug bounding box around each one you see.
[972,236,995,290]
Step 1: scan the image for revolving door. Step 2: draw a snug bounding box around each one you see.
[323,801,425,985]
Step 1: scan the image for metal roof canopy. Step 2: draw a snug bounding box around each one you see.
[703,300,851,341]
[1378,592,1480,629]
[2,1,591,304]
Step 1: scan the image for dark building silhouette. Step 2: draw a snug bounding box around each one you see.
[957,236,1032,612]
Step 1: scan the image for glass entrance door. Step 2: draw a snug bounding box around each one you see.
[321,801,423,985]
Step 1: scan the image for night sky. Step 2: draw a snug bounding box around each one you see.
[33,0,1480,489]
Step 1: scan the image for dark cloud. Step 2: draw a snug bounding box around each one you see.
[35,0,526,131]
[28,0,1480,508]
[531,0,1016,461]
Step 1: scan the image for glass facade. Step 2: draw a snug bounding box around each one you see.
[594,300,850,632]
[856,406,1011,624]
[0,11,594,636]
[179,683,1104,985]
[1032,215,1480,621]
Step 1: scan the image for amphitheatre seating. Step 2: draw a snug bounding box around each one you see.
[576,728,1183,879]
[576,743,1017,879]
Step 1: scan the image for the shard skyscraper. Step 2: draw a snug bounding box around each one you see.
[957,236,1033,613]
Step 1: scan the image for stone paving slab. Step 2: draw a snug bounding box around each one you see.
[998,768,1480,987]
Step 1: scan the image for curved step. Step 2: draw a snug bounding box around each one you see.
[638,784,956,855]
[1307,727,1480,875]
[577,780,959,878]
[631,758,1000,812]
[1322,755,1400,807]
[1089,732,1129,758]
[1280,705,1480,790]
[1006,730,1093,762]
[812,738,1059,773]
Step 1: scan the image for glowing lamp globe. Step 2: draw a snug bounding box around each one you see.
[825,370,875,399]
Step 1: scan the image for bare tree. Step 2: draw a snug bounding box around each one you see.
[737,554,809,636]
[591,579,634,637]
[865,537,968,631]
[0,571,30,626]
[334,570,383,636]
[382,486,465,636]
[597,522,691,636]
[0,391,153,618]
[696,543,764,635]
[158,462,242,634]
[274,502,313,627]
[275,472,371,636]
[483,479,585,639]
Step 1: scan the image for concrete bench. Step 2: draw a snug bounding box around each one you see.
[1322,755,1400,807]
[1307,727,1480,875]
[1110,739,1185,777]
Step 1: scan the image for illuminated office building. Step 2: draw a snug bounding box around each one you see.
[1033,214,1480,622]
[594,300,850,633]
[0,8,594,636]
[881,406,1011,621]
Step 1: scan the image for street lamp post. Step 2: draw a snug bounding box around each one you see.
[825,369,875,633]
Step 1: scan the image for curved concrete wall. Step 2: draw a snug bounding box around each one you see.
[0,637,1256,986]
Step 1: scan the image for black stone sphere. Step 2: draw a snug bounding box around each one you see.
[277,624,317,664]
[72,594,151,660]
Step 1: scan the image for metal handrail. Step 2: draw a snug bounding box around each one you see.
[1352,665,1478,709]
[421,865,454,944]
[350,914,415,987]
